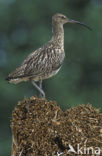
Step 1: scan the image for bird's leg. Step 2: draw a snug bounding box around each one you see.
[39,80,42,89]
[39,80,43,98]
[30,79,45,98]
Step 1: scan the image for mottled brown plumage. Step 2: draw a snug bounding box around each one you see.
[6,13,91,97]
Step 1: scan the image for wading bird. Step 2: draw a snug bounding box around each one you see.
[6,13,91,98]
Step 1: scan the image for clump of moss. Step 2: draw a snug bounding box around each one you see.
[11,97,102,156]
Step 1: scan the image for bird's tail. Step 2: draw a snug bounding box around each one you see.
[6,64,27,84]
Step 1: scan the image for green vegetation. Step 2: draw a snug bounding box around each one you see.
[0,0,102,155]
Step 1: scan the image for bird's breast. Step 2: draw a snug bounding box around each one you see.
[54,48,65,63]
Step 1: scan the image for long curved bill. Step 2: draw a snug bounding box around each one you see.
[68,18,92,31]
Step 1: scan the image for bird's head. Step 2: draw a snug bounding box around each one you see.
[52,13,68,24]
[52,13,92,30]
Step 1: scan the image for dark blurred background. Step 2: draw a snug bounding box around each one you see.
[0,0,102,155]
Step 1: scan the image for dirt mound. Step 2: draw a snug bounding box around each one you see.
[11,97,102,156]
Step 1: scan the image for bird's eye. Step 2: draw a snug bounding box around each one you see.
[62,16,66,19]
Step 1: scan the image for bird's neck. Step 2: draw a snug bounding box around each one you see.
[52,22,64,49]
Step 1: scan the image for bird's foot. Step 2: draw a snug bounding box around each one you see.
[39,91,45,99]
